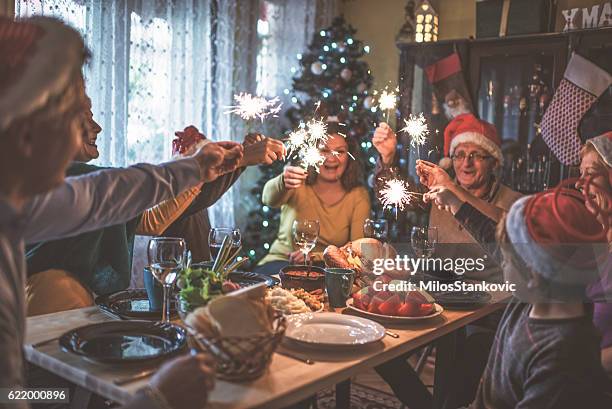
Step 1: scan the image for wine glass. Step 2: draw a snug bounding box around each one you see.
[292,219,320,266]
[148,237,186,323]
[364,218,389,242]
[411,226,438,258]
[208,228,241,261]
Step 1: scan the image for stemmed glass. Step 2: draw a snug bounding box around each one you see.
[292,220,320,267]
[148,237,186,323]
[364,218,389,242]
[411,226,438,258]
[208,228,241,261]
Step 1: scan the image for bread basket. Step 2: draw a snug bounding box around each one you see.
[187,312,286,381]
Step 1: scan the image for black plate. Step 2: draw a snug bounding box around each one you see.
[433,291,492,310]
[227,271,279,288]
[95,289,176,321]
[59,321,186,364]
[191,263,279,288]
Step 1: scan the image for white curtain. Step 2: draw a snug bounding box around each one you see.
[14,0,336,228]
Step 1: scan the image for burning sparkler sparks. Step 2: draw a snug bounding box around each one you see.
[373,86,399,122]
[305,118,328,144]
[225,93,282,122]
[285,127,308,155]
[379,178,411,212]
[401,113,429,147]
[300,145,326,171]
[378,90,397,112]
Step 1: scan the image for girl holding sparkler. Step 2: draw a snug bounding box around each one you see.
[255,122,371,275]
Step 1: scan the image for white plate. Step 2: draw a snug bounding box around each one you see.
[284,312,385,347]
[345,299,444,323]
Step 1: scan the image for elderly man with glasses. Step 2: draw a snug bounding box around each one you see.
[373,113,522,283]
[372,116,522,409]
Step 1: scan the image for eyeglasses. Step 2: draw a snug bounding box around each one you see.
[451,152,492,163]
[320,149,348,158]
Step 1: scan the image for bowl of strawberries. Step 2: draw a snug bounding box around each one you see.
[346,277,443,323]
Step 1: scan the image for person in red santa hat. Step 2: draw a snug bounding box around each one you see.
[374,113,522,282]
[372,114,523,408]
[425,183,612,407]
[472,189,612,408]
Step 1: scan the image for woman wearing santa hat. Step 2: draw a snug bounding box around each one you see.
[374,113,522,283]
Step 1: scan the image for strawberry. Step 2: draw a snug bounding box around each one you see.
[418,303,434,316]
[375,290,393,301]
[361,294,371,309]
[397,302,419,317]
[405,290,435,305]
[378,294,401,316]
[368,295,384,314]
[352,291,364,309]
[380,274,393,284]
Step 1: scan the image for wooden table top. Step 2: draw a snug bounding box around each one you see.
[25,291,510,409]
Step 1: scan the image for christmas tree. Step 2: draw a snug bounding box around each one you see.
[243,16,381,264]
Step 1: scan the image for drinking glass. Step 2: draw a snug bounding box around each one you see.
[411,226,438,258]
[208,228,241,261]
[292,219,320,266]
[363,218,389,242]
[147,237,186,323]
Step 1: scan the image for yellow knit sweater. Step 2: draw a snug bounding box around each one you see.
[258,174,371,265]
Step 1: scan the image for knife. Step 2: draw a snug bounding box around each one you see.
[275,349,315,365]
[113,369,156,385]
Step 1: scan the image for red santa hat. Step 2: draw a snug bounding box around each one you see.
[0,17,86,131]
[505,188,607,286]
[443,113,502,165]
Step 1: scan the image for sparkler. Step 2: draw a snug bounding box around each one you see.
[305,118,328,144]
[285,127,308,157]
[373,86,399,123]
[378,177,423,218]
[225,93,282,129]
[299,144,326,171]
[400,112,430,159]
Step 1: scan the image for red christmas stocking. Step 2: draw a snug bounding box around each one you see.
[541,53,612,166]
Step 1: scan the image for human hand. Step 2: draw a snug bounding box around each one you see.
[283,165,307,190]
[193,141,244,183]
[149,353,215,409]
[243,132,263,146]
[372,122,397,166]
[423,185,464,215]
[241,135,286,166]
[415,160,453,189]
[288,250,305,264]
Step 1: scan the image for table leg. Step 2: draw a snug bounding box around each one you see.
[433,330,463,409]
[70,386,93,409]
[335,379,351,409]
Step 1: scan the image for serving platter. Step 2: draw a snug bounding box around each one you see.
[284,312,385,348]
[345,299,444,323]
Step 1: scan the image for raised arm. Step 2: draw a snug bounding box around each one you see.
[23,142,243,243]
[262,170,300,208]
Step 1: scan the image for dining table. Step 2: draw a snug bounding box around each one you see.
[25,290,511,409]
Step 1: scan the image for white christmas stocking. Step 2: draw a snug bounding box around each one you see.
[541,53,612,166]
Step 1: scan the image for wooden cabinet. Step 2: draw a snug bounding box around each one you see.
[397,27,612,193]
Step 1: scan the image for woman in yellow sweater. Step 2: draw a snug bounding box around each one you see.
[255,125,371,275]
